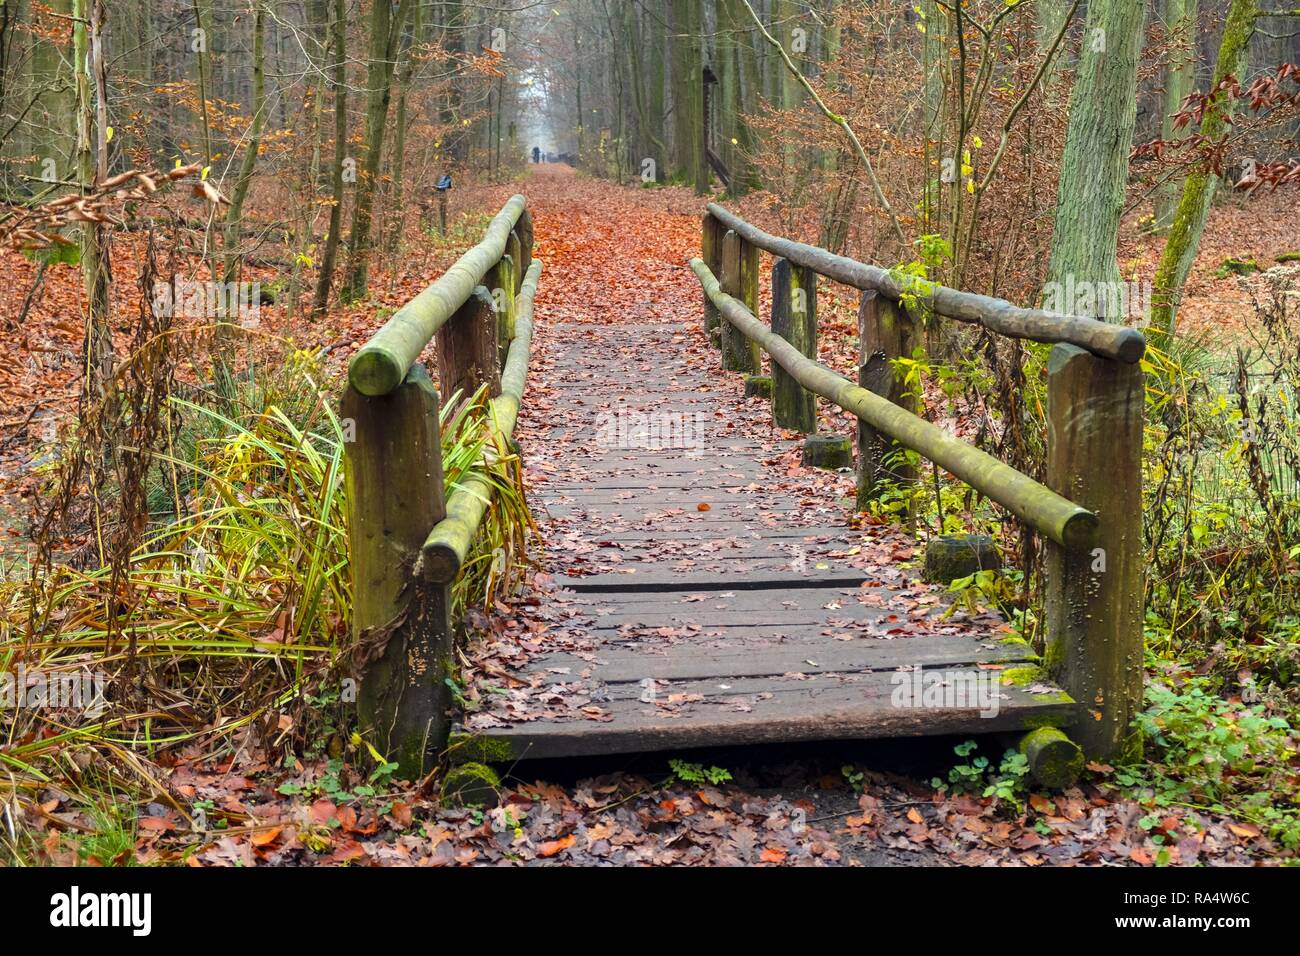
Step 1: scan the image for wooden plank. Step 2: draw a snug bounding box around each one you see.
[555,568,873,591]
[531,634,1038,684]
[454,671,1078,762]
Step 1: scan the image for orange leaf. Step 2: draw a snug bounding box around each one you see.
[760,846,787,863]
[537,834,576,858]
[251,827,282,847]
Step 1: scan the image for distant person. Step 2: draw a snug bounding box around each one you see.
[532,145,541,164]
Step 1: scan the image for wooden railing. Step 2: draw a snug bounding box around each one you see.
[342,195,539,775]
[693,206,1146,762]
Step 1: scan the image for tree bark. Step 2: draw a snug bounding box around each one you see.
[312,0,348,318]
[1045,0,1147,307]
[1152,0,1258,332]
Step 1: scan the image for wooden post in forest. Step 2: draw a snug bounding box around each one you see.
[770,257,817,433]
[1044,344,1145,761]
[515,209,534,280]
[720,230,761,374]
[488,253,517,368]
[342,366,452,778]
[507,230,524,294]
[856,291,920,509]
[702,213,724,346]
[437,286,500,402]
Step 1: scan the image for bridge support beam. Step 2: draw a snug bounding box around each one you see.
[1044,344,1145,762]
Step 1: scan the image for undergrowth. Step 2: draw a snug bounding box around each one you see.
[0,345,534,864]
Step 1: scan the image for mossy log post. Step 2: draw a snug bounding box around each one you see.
[515,208,534,280]
[719,230,761,374]
[690,258,1097,548]
[705,203,1145,365]
[349,194,527,396]
[488,253,517,369]
[1044,344,1145,761]
[701,213,724,343]
[436,286,500,403]
[506,230,524,294]
[1017,727,1085,788]
[770,257,817,433]
[423,259,543,582]
[857,290,920,509]
[342,365,452,778]
[802,434,852,470]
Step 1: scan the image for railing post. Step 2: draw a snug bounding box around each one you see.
[507,230,524,294]
[437,286,500,402]
[770,257,817,433]
[702,213,724,346]
[342,365,452,778]
[856,291,920,510]
[515,209,534,280]
[488,253,517,368]
[1044,344,1145,762]
[720,230,761,374]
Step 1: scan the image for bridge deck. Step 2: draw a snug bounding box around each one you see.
[453,313,1078,763]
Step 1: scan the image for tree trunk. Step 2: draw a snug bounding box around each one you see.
[341,0,412,302]
[1152,0,1258,332]
[670,0,707,193]
[76,0,113,407]
[312,0,348,318]
[1045,0,1147,312]
[1156,0,1198,228]
[221,2,266,290]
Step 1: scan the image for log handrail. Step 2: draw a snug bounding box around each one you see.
[421,259,542,582]
[693,209,1145,763]
[690,258,1097,549]
[349,194,529,396]
[706,203,1146,364]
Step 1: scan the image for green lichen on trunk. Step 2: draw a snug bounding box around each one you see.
[1152,0,1259,332]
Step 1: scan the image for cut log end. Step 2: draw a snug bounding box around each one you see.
[422,543,462,584]
[802,434,852,470]
[1019,726,1085,789]
[348,347,405,397]
[1115,327,1147,365]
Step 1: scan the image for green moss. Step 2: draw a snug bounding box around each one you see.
[1215,256,1260,278]
[1019,726,1084,788]
[1043,635,1066,674]
[447,731,514,765]
[1276,252,1300,264]
[743,374,773,399]
[440,762,502,808]
[1001,665,1047,687]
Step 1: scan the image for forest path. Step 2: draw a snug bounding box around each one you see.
[455,167,1071,761]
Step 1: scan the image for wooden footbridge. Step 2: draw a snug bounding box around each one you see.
[342,195,1145,788]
